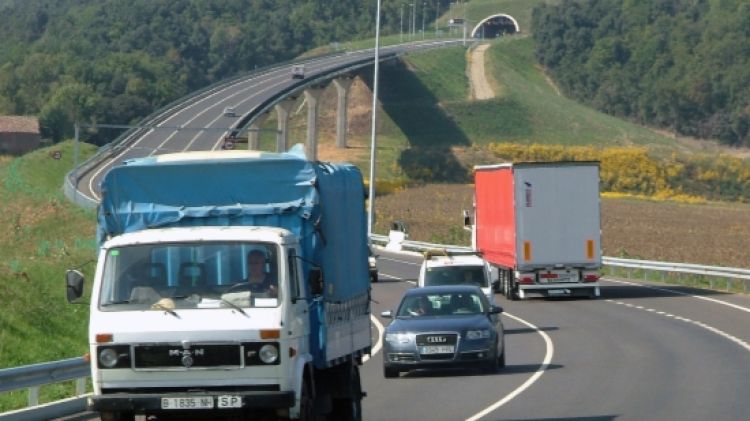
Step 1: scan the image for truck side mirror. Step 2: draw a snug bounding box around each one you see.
[66,269,85,303]
[308,267,324,296]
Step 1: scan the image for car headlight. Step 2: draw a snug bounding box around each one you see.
[465,329,491,340]
[385,333,411,344]
[259,344,279,364]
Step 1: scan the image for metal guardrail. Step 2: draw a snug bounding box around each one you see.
[0,357,89,420]
[371,234,750,293]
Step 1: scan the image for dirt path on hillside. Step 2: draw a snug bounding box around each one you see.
[468,43,495,100]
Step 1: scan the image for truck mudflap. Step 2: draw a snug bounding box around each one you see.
[518,283,600,299]
[89,390,295,413]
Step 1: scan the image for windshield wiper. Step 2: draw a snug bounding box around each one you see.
[152,302,180,318]
[220,299,248,316]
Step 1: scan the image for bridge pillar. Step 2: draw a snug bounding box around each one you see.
[304,87,325,160]
[333,77,354,149]
[247,112,269,150]
[274,98,296,152]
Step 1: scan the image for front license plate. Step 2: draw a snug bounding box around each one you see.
[161,396,214,410]
[217,395,242,408]
[419,345,455,354]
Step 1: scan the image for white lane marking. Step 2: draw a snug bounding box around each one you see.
[606,279,750,314]
[363,314,385,363]
[605,299,750,352]
[465,312,555,421]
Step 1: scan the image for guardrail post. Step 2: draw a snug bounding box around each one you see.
[76,378,86,395]
[28,386,39,406]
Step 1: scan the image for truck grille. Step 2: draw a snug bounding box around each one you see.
[133,344,241,369]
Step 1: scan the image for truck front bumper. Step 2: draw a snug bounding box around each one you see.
[89,390,295,413]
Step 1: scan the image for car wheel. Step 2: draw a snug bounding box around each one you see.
[371,271,378,283]
[498,342,506,369]
[383,365,398,378]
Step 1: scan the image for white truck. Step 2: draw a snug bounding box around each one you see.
[470,162,602,300]
[66,147,371,420]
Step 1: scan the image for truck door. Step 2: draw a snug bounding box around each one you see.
[287,247,310,353]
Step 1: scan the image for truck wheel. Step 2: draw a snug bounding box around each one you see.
[297,375,316,421]
[331,364,362,421]
[100,412,134,421]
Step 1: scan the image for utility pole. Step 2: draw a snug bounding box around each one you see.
[368,0,383,236]
[400,4,404,42]
[435,0,439,37]
[412,2,416,40]
[422,2,426,39]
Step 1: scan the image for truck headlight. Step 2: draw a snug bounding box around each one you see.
[96,345,130,369]
[465,329,491,340]
[259,344,279,364]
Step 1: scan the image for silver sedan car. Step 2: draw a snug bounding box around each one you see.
[381,285,505,378]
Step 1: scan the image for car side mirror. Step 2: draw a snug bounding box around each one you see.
[489,305,503,314]
[65,269,85,303]
[308,267,324,296]
[380,310,393,318]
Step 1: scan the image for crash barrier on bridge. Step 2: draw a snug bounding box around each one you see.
[2,234,749,419]
[0,357,89,420]
[371,234,750,293]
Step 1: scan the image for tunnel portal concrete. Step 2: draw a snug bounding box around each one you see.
[471,14,519,39]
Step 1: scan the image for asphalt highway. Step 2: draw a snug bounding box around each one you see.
[362,249,750,421]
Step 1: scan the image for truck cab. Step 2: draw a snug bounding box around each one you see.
[418,250,495,303]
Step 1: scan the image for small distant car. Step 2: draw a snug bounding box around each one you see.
[223,106,236,117]
[369,247,378,283]
[381,285,505,378]
[419,250,494,303]
[291,64,306,79]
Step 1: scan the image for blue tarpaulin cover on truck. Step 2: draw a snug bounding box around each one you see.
[97,145,370,304]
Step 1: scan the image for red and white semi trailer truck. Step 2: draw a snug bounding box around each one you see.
[470,162,602,300]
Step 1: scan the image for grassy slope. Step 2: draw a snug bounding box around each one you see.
[0,141,97,370]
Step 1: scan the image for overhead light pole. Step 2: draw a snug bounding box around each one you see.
[400,3,404,43]
[412,2,416,39]
[368,0,382,237]
[435,0,439,37]
[422,2,426,39]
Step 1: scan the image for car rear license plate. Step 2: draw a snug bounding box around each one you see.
[420,345,455,354]
[161,396,214,410]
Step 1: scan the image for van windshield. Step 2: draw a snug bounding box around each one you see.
[424,265,487,288]
[99,241,281,311]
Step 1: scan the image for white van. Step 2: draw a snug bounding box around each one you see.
[418,250,495,303]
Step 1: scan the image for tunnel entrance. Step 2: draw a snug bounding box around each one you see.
[471,14,520,39]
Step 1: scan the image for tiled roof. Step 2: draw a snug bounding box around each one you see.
[0,116,40,134]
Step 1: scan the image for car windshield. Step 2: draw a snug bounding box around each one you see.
[397,292,485,317]
[99,241,280,311]
[424,265,486,288]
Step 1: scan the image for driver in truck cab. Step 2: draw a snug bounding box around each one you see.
[246,249,278,297]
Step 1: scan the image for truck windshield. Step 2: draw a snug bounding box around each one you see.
[99,241,281,311]
[424,266,487,288]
